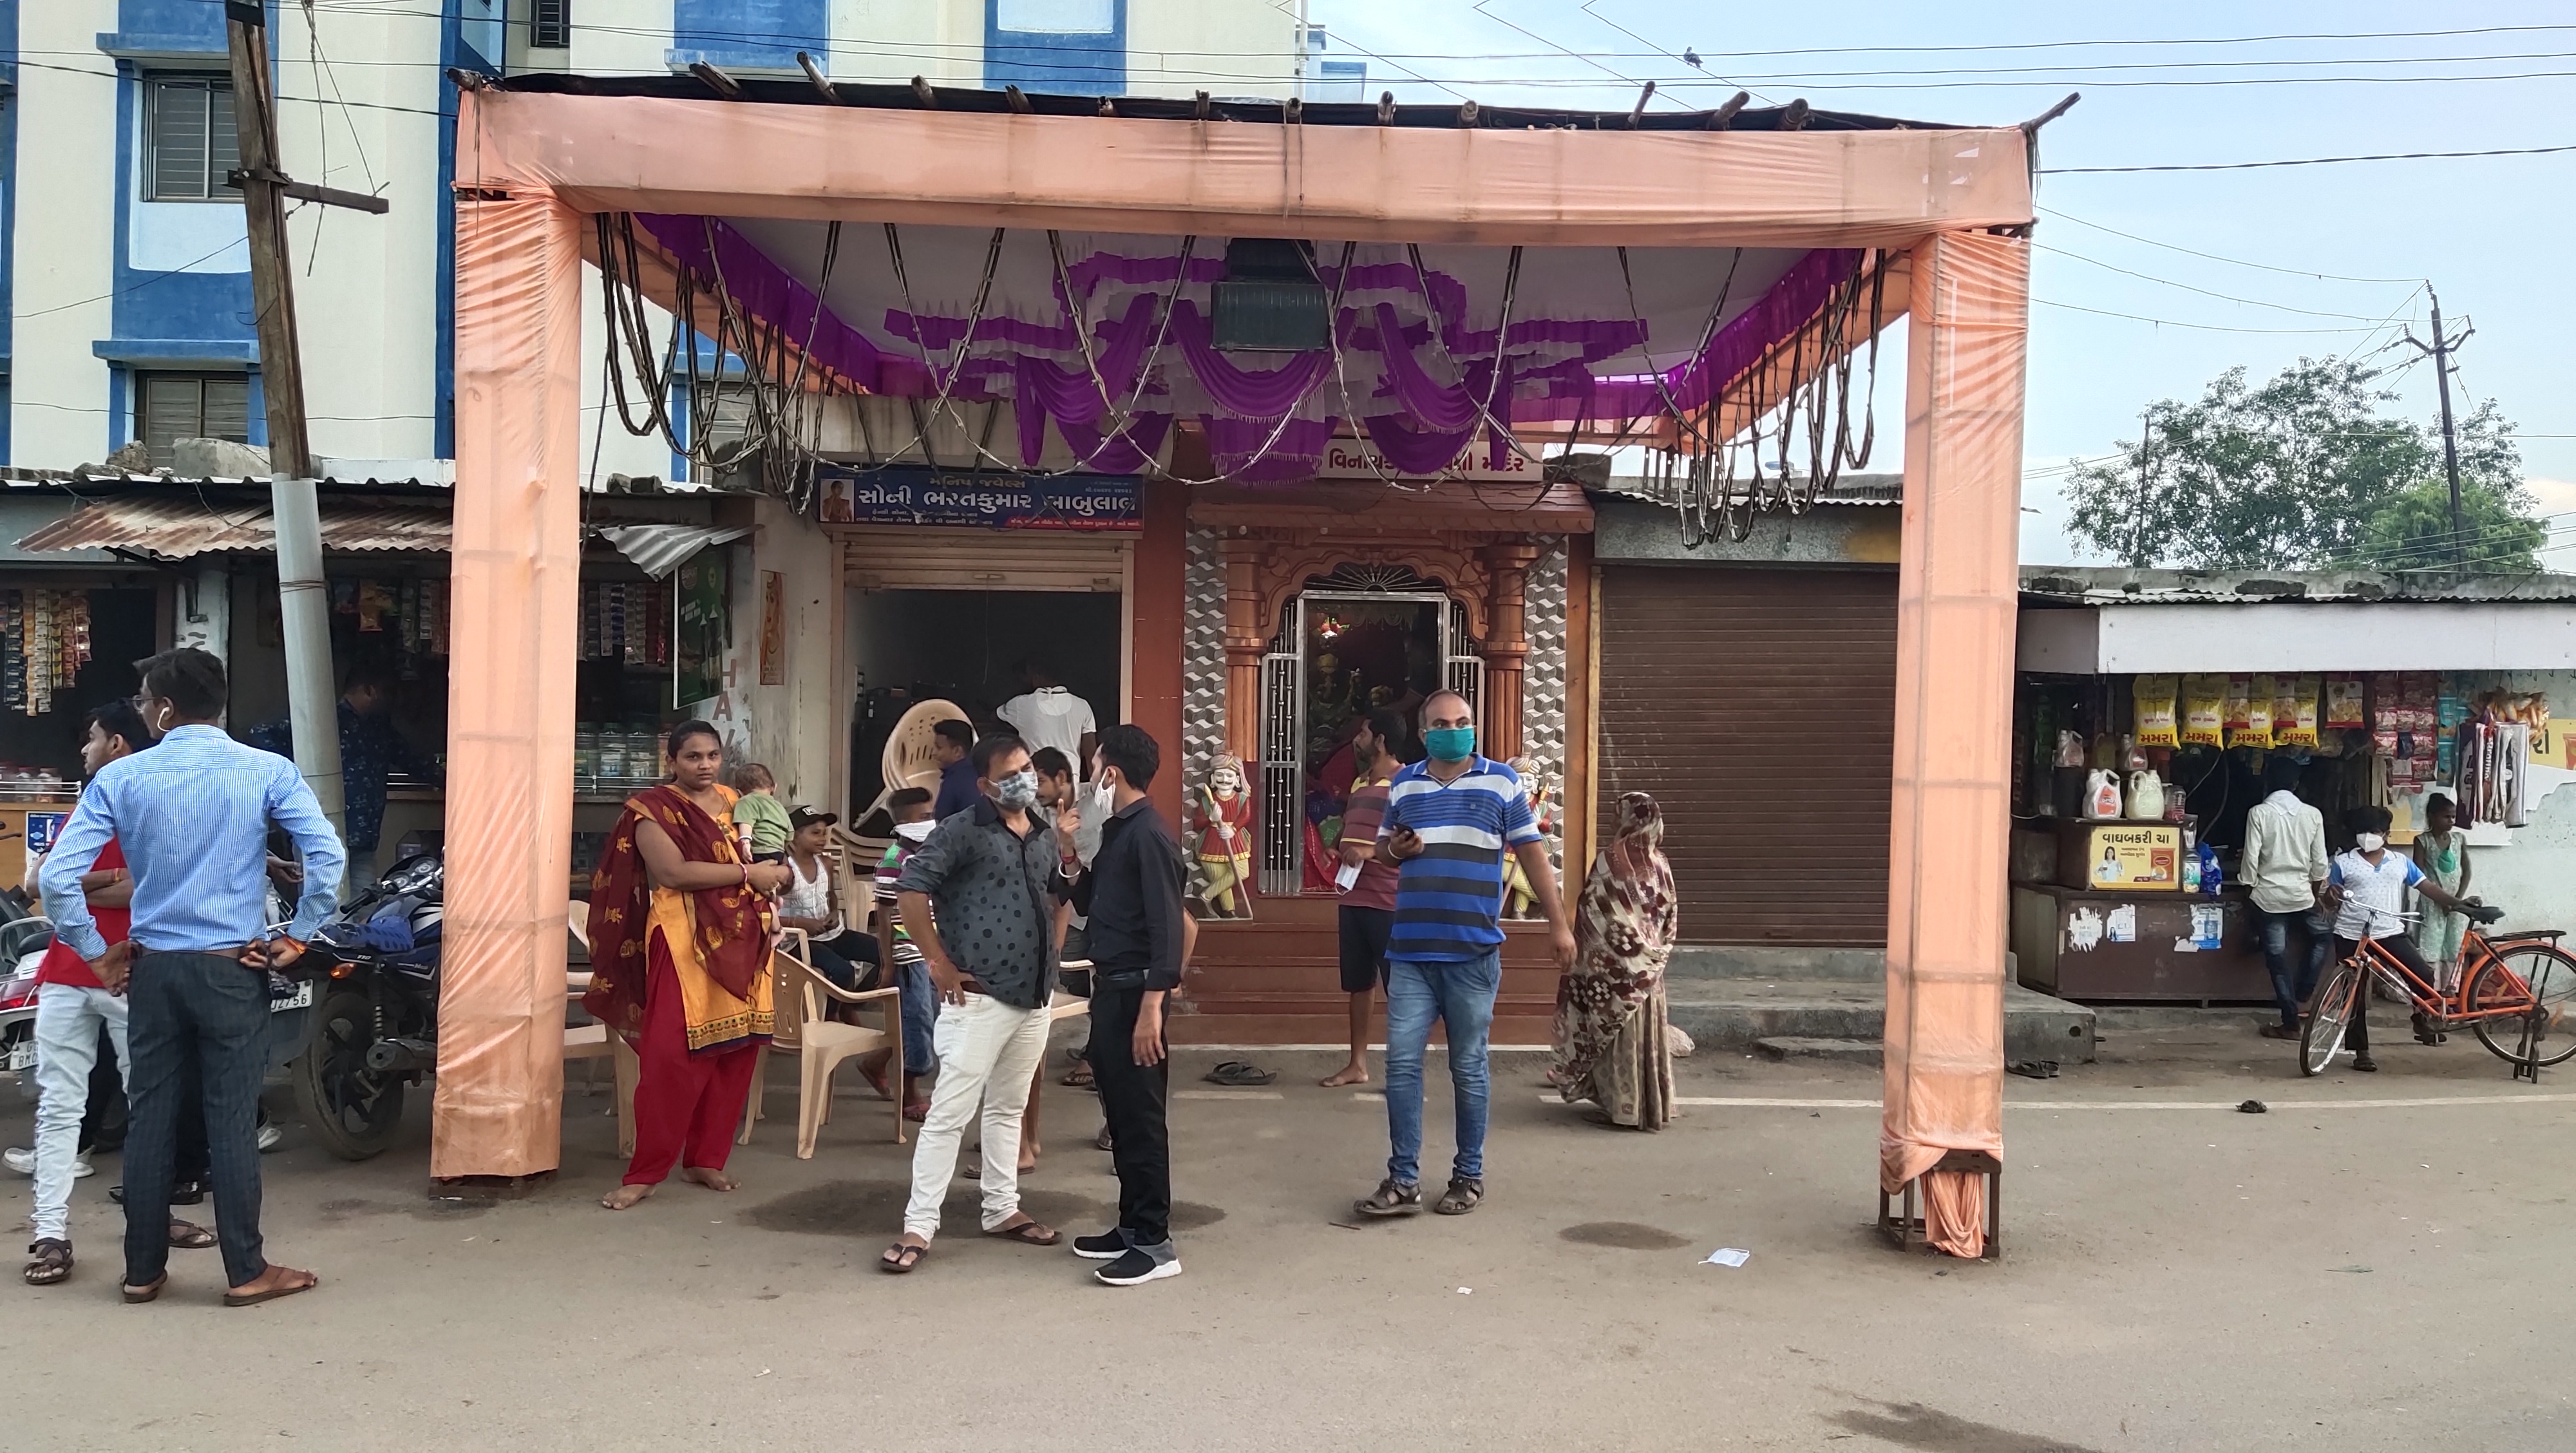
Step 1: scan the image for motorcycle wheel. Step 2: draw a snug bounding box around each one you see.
[292,985,406,1161]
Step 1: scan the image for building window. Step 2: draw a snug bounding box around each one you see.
[144,77,242,203]
[997,0,1113,32]
[532,0,572,50]
[137,373,253,468]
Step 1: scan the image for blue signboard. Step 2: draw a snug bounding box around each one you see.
[816,468,1140,532]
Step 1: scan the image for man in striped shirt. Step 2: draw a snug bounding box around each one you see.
[1354,691,1575,1220]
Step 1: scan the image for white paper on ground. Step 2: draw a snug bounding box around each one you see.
[1703,1248,1750,1268]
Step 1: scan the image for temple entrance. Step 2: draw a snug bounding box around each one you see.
[1255,573,1481,896]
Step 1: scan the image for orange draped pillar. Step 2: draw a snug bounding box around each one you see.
[1879,231,2029,1256]
[431,186,585,1179]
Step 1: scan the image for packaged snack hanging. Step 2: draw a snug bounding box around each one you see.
[2132,674,2179,748]
[2227,674,2274,748]
[2181,674,2227,747]
[2274,675,2321,748]
[2324,678,2367,730]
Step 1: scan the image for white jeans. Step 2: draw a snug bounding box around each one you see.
[902,992,1052,1241]
[31,983,129,1243]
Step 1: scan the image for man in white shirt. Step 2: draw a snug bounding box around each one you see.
[2323,804,2491,1071]
[2240,758,2330,1040]
[997,658,1098,771]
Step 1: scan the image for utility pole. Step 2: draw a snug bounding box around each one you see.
[2400,285,2474,571]
[2131,403,2155,569]
[224,1,390,838]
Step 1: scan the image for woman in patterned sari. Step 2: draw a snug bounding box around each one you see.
[585,720,791,1210]
[1550,792,1680,1130]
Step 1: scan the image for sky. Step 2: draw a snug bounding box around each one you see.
[1307,0,2576,569]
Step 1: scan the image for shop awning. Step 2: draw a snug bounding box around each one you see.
[594,523,748,579]
[12,495,452,560]
[2018,600,2576,674]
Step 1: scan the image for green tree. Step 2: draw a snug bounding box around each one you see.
[2063,361,2544,573]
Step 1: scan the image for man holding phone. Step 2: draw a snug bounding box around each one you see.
[1356,691,1575,1220]
[39,647,345,1307]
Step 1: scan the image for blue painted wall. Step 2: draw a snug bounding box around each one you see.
[98,0,230,56]
[984,0,1126,96]
[670,0,828,70]
[435,12,504,459]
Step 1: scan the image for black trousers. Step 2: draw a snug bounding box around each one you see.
[2335,934,2438,1054]
[124,951,270,1288]
[1087,986,1172,1248]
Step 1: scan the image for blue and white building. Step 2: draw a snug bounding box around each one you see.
[3,1,1330,475]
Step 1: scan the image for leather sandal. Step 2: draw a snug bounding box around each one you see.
[23,1239,71,1286]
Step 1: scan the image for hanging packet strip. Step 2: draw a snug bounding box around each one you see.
[2324,678,2367,730]
[2132,674,2179,748]
[2228,674,2274,748]
[2273,675,2320,748]
[2180,674,2227,747]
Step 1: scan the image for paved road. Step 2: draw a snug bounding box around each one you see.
[4,1018,2571,1450]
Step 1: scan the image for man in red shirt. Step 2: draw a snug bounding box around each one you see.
[1323,710,1408,1088]
[16,703,213,1286]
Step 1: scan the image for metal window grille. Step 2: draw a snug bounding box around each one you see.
[143,77,240,203]
[532,0,571,50]
[1446,598,1483,723]
[137,374,252,470]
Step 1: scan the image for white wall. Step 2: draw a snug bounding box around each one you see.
[1128,0,1300,99]
[11,3,121,464]
[570,0,681,77]
[743,496,840,804]
[831,0,984,86]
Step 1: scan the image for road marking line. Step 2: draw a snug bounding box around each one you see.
[1539,1092,2576,1110]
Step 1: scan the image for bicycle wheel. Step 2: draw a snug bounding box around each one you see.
[2300,962,2360,1076]
[2468,943,2576,1069]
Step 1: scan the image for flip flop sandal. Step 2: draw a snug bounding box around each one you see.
[23,1239,72,1286]
[879,1242,927,1274]
[1094,1126,1114,1152]
[224,1270,319,1308]
[167,1220,218,1250]
[902,1101,930,1123]
[1061,1062,1095,1088]
[122,1275,167,1304]
[983,1220,1061,1246]
[1202,1060,1276,1087]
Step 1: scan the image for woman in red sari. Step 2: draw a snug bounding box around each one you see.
[585,720,791,1210]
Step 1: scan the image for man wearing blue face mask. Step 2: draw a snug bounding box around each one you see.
[883,734,1078,1271]
[1356,691,1576,1220]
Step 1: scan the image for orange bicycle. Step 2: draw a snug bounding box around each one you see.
[2301,915,2576,1080]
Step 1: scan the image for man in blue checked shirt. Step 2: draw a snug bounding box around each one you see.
[1353,690,1574,1222]
[40,647,344,1308]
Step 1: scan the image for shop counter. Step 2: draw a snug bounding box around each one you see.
[2012,882,2274,1003]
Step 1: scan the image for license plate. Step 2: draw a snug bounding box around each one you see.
[269,981,314,1012]
[6,1040,31,1072]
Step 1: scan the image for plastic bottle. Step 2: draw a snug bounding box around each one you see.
[2197,842,2223,898]
[2181,848,2201,892]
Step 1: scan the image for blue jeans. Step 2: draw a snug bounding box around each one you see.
[895,959,938,1075]
[2257,907,2332,1029]
[122,951,272,1289]
[1383,950,1502,1186]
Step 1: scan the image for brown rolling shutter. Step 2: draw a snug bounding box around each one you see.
[1596,565,1897,945]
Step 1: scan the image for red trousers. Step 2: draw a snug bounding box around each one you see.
[622,936,761,1186]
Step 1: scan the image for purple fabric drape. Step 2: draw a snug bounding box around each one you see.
[1168,303,1333,419]
[1360,413,1479,475]
[636,214,884,392]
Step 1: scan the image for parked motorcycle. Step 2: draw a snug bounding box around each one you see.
[289,850,443,1160]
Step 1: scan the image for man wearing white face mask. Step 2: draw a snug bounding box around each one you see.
[881,736,1077,1272]
[2322,803,2488,1072]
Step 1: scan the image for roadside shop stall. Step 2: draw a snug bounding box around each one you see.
[2013,568,2576,1003]
[438,72,2047,1256]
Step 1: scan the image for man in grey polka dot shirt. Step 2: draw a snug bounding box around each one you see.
[884,735,1080,1269]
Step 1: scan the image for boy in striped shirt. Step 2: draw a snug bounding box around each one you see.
[860,787,938,1118]
[1354,691,1575,1220]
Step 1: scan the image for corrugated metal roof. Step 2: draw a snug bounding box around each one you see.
[2020,564,2576,605]
[598,524,750,579]
[14,497,451,559]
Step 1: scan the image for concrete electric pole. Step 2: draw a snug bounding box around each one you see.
[224,0,391,837]
[2399,286,2474,571]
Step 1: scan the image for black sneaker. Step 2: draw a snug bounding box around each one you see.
[1072,1231,1128,1261]
[1094,1247,1182,1286]
[2351,1054,2379,1073]
[1354,1178,1423,1217]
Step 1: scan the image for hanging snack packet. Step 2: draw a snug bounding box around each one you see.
[2132,674,2179,748]
[2273,675,2320,748]
[2228,674,2273,748]
[2324,678,2366,730]
[2180,674,2226,747]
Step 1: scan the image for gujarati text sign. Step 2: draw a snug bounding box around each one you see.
[817,468,1140,531]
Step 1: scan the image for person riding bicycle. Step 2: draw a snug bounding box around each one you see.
[2320,804,2494,1072]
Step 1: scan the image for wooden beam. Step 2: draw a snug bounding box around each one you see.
[1005,84,1034,115]
[688,61,744,101]
[796,52,844,104]
[909,75,938,109]
[1376,91,1396,126]
[1708,91,1749,130]
[1625,80,1655,128]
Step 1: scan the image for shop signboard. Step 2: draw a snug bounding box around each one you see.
[674,552,730,707]
[24,811,64,886]
[816,468,1140,531]
[1309,436,1541,483]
